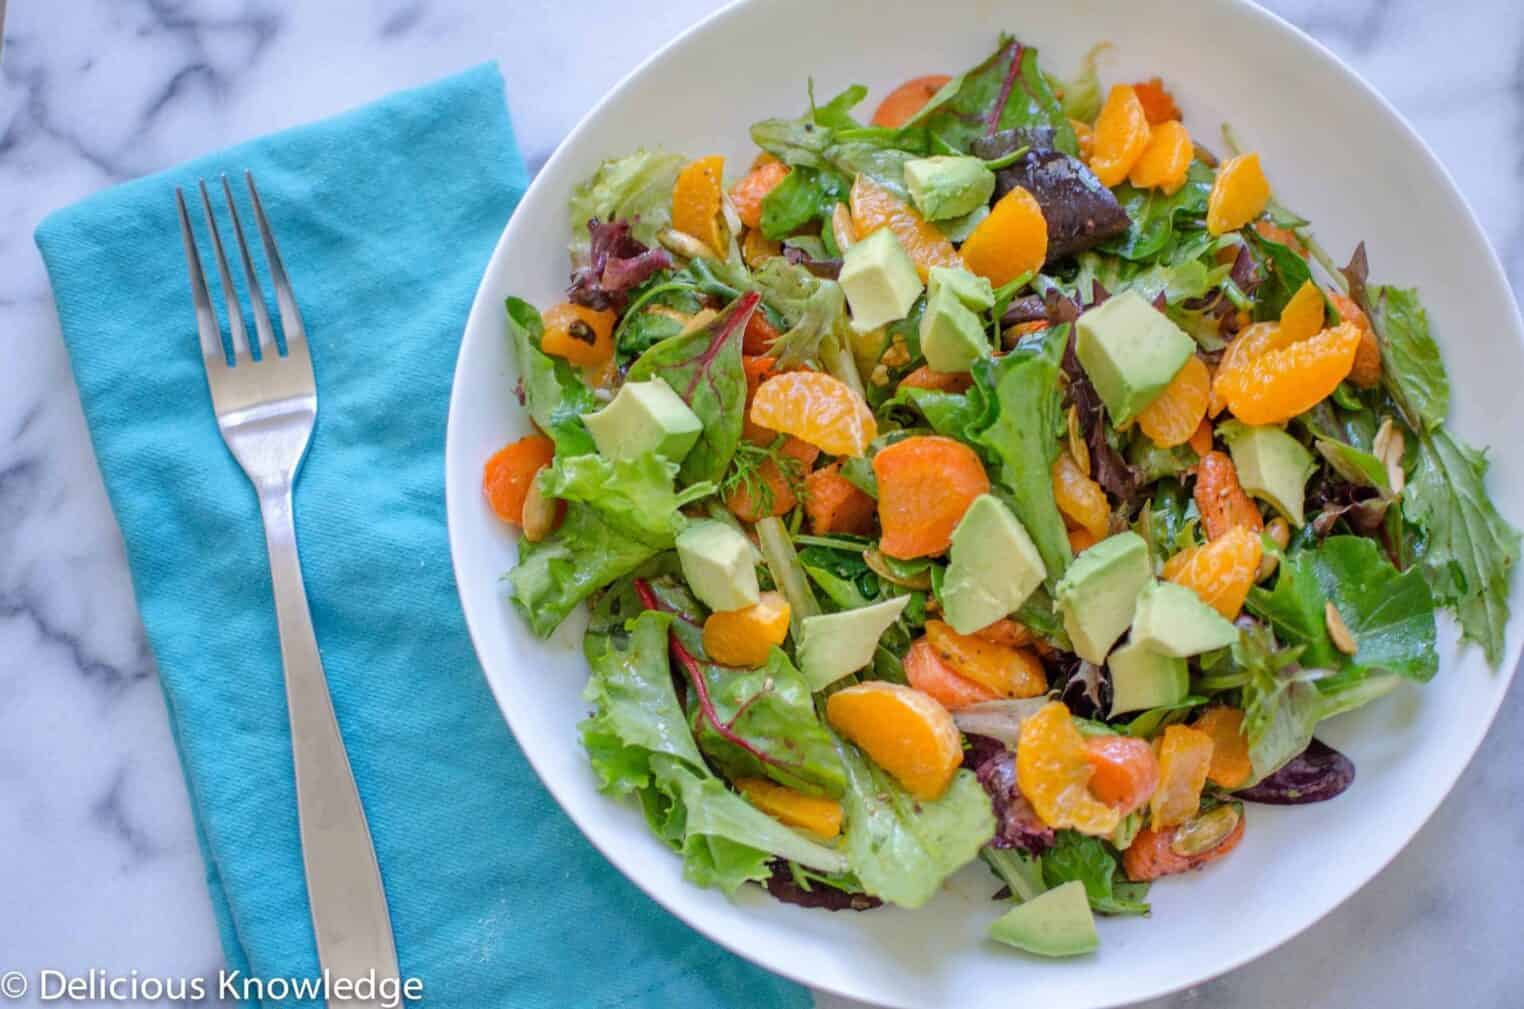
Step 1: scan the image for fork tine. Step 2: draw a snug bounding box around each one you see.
[220,174,279,358]
[175,188,228,366]
[244,172,308,350]
[197,180,252,362]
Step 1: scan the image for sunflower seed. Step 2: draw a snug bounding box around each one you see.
[1068,404,1091,476]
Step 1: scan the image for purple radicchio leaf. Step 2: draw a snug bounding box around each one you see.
[783,244,843,279]
[1000,294,1048,326]
[1062,329,1140,505]
[973,742,1055,854]
[764,861,882,911]
[567,217,672,311]
[1342,241,1370,311]
[1235,738,1355,805]
[970,129,1129,263]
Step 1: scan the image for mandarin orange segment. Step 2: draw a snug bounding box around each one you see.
[729,160,789,230]
[1068,526,1100,554]
[959,186,1048,287]
[1089,84,1152,187]
[1149,725,1215,828]
[873,435,990,558]
[849,174,961,280]
[749,370,877,457]
[540,302,616,366]
[1193,450,1264,540]
[702,591,792,667]
[1052,452,1110,540]
[672,155,727,256]
[1137,354,1211,448]
[826,682,963,801]
[1084,735,1161,816]
[735,777,843,838]
[1217,321,1363,425]
[1278,280,1327,344]
[1193,706,1253,789]
[1017,701,1122,836]
[1211,321,1288,414]
[482,434,556,525]
[1128,120,1193,194]
[1163,526,1263,619]
[1189,418,1215,457]
[1206,153,1271,235]
[904,637,999,711]
[924,619,1046,698]
[1330,290,1383,388]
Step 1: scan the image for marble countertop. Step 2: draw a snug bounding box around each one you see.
[2,2,1520,1006]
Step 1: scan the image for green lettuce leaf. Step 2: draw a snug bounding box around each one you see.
[906,35,1076,155]
[1371,286,1449,432]
[505,298,598,456]
[567,150,684,260]
[834,733,994,908]
[674,630,847,797]
[628,293,755,485]
[1245,226,1313,320]
[1058,43,1108,124]
[751,258,849,367]
[969,324,1072,581]
[509,453,708,636]
[1246,535,1437,682]
[1404,428,1521,665]
[645,755,849,895]
[760,165,850,240]
[581,607,706,793]
[1098,162,1212,262]
[1040,831,1149,916]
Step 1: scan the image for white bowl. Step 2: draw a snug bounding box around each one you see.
[445,2,1524,1006]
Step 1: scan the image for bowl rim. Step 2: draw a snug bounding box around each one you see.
[445,1,1524,1004]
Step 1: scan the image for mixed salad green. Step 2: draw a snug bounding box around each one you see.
[484,35,1519,956]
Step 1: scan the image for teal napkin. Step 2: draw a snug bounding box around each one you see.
[35,64,809,1009]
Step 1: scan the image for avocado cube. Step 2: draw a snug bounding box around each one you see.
[1220,422,1316,527]
[920,286,989,373]
[988,880,1098,958]
[1054,531,1151,664]
[928,265,995,311]
[1075,290,1195,426]
[904,156,996,221]
[582,380,703,464]
[943,495,1046,634]
[1130,581,1240,657]
[839,228,923,331]
[936,204,989,244]
[1107,639,1189,717]
[676,520,759,613]
[797,595,911,691]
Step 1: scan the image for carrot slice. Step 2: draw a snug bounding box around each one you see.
[804,463,877,536]
[871,74,952,128]
[925,620,1046,698]
[826,682,962,800]
[1084,736,1160,816]
[482,434,555,524]
[904,637,998,711]
[873,435,990,558]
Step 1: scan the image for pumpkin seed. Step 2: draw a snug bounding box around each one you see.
[863,548,932,590]
[1170,803,1242,857]
[1325,600,1358,655]
[658,228,715,261]
[521,467,559,543]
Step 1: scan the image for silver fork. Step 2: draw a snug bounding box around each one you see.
[177,174,399,1002]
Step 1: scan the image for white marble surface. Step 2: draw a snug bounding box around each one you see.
[1,2,1521,1006]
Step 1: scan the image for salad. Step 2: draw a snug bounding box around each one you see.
[482,35,1520,956]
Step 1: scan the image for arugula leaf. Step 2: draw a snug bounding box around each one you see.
[906,36,1077,155]
[567,150,684,260]
[1246,535,1437,682]
[581,608,706,793]
[1098,162,1212,262]
[1404,428,1521,665]
[1371,286,1449,432]
[674,631,847,797]
[505,298,598,456]
[969,324,1072,581]
[1040,831,1149,916]
[645,755,849,895]
[834,734,994,908]
[628,292,756,485]
[509,453,708,636]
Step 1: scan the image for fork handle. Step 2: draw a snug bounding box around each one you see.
[260,486,400,1004]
